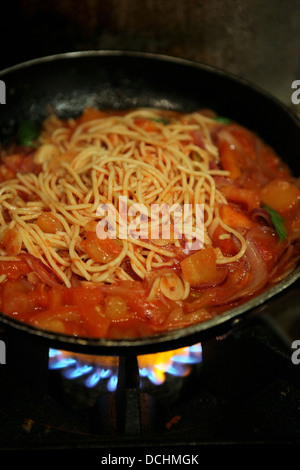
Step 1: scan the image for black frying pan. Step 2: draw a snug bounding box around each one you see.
[0,50,300,355]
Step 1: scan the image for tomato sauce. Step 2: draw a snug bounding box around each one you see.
[0,112,299,339]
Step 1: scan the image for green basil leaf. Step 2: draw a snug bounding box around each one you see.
[214,116,231,124]
[152,118,170,125]
[262,204,287,241]
[17,120,39,147]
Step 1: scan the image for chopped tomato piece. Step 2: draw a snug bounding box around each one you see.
[220,204,253,229]
[211,225,238,256]
[65,285,104,307]
[36,212,63,233]
[220,186,260,212]
[260,179,300,214]
[29,306,82,335]
[134,118,158,132]
[180,247,218,286]
[99,281,169,323]
[104,294,128,320]
[0,228,22,256]
[28,282,51,309]
[1,279,33,314]
[2,152,36,174]
[48,284,65,309]
[80,232,122,263]
[0,259,31,279]
[226,125,257,157]
[219,139,242,180]
[79,306,111,337]
[0,164,16,182]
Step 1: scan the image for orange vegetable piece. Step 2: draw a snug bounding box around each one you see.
[66,285,104,307]
[104,294,128,320]
[134,118,158,132]
[180,246,218,286]
[0,259,31,279]
[219,140,242,180]
[227,125,257,157]
[36,212,63,233]
[211,225,237,256]
[0,228,22,255]
[29,306,82,335]
[1,279,32,314]
[0,163,16,182]
[260,179,300,213]
[220,186,260,212]
[80,232,122,263]
[220,205,253,229]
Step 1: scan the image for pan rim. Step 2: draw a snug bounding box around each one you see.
[0,48,298,118]
[1,49,300,354]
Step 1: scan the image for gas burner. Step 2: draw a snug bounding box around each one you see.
[1,313,300,450]
[49,343,202,387]
[46,343,203,437]
[47,344,203,411]
[49,349,119,392]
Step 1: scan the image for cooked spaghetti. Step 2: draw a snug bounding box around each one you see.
[0,107,299,338]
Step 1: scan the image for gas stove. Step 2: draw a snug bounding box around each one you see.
[1,281,300,461]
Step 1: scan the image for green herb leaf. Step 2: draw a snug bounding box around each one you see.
[152,118,170,125]
[214,116,231,125]
[17,120,39,147]
[262,204,287,241]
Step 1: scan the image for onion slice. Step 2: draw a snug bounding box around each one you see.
[250,207,273,227]
[227,236,268,301]
[20,253,62,287]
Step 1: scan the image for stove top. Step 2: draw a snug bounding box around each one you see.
[0,281,300,458]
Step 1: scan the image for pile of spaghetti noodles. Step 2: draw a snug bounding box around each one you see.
[0,107,299,338]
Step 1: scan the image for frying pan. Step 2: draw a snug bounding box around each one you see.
[0,50,300,355]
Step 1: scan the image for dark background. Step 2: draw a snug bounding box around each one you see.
[0,0,300,109]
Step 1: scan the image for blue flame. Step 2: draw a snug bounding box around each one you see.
[85,370,102,388]
[107,374,118,392]
[99,368,111,379]
[63,364,94,379]
[172,343,202,364]
[48,350,77,369]
[139,367,149,378]
[48,343,202,391]
[84,367,118,390]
